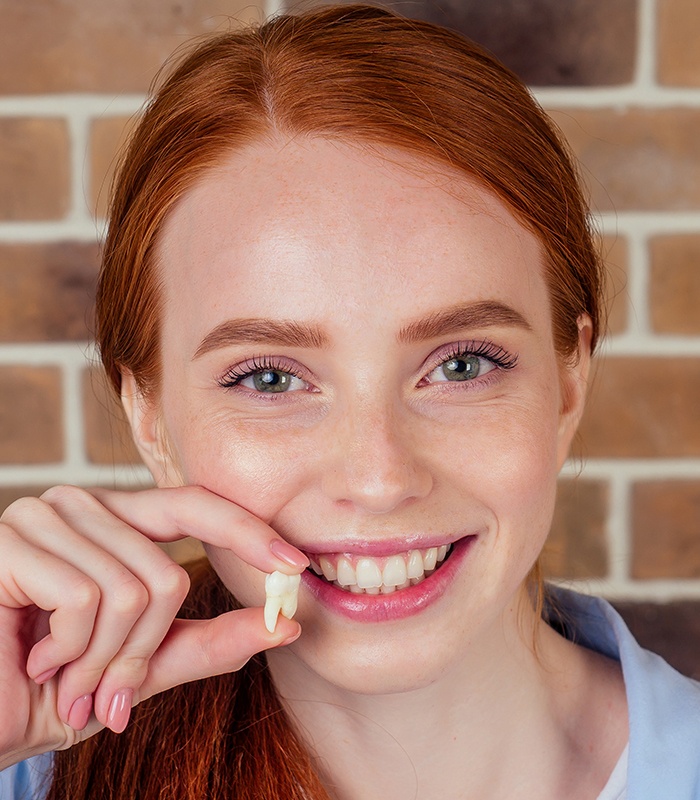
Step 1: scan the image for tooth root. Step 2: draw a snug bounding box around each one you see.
[319,555,338,582]
[281,591,298,619]
[382,555,408,587]
[356,558,383,589]
[407,549,425,580]
[337,556,356,587]
[264,595,283,633]
[423,547,438,570]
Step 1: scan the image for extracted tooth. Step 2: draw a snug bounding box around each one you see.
[264,571,301,633]
[423,547,438,570]
[382,555,407,587]
[406,550,424,580]
[264,595,283,633]
[336,556,356,587]
[356,558,383,589]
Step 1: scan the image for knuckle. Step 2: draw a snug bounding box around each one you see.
[0,495,47,525]
[110,576,149,617]
[40,484,94,514]
[70,576,101,613]
[152,561,190,606]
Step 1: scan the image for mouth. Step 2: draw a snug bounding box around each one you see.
[304,544,454,595]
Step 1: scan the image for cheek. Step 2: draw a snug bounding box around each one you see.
[164,406,319,522]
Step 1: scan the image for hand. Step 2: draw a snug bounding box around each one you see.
[0,485,307,770]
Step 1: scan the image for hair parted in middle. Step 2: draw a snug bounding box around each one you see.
[98,3,604,402]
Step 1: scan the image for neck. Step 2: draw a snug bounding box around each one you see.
[266,601,627,800]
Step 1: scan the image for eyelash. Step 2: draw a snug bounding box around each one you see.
[426,340,519,375]
[217,340,519,394]
[218,356,307,390]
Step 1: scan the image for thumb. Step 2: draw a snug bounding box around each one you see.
[137,607,300,700]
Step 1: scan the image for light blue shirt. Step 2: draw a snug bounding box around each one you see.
[2,588,699,798]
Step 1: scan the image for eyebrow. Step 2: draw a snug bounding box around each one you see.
[397,300,531,343]
[193,300,531,359]
[193,318,329,359]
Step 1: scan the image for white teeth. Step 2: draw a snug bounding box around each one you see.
[406,549,424,580]
[423,547,438,571]
[382,555,407,587]
[307,544,453,595]
[356,558,383,589]
[336,556,355,587]
[319,555,338,582]
[264,571,301,633]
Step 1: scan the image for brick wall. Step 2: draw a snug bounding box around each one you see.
[1,1,699,653]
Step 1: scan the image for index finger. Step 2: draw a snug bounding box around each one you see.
[77,486,309,574]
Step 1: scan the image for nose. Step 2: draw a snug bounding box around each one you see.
[321,397,433,514]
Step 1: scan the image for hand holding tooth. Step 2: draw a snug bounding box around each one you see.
[264,571,301,633]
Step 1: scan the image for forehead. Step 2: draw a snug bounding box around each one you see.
[157,137,550,337]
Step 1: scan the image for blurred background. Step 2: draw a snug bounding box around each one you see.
[0,0,698,675]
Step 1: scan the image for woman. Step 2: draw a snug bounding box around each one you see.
[1,4,699,798]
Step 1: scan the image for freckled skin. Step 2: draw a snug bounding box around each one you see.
[138,137,588,697]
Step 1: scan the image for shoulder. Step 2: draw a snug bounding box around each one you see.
[549,586,700,798]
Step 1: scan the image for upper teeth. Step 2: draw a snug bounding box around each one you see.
[264,571,301,633]
[308,545,450,594]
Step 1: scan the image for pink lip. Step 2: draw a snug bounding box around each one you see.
[301,534,477,622]
[297,533,463,558]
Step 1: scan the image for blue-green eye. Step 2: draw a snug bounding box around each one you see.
[428,354,494,383]
[219,361,310,393]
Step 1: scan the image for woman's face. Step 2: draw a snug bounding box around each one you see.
[131,137,589,694]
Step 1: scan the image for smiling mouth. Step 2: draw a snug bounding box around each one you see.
[305,545,454,595]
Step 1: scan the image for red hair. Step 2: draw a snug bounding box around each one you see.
[51,5,605,797]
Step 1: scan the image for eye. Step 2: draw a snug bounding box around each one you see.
[421,341,518,386]
[426,354,495,383]
[218,359,312,394]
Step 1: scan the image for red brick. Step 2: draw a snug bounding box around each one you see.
[578,357,700,457]
[614,600,700,679]
[632,481,700,579]
[601,234,628,336]
[649,235,700,335]
[549,108,700,212]
[543,479,609,579]
[0,243,100,343]
[0,0,266,94]
[83,368,142,466]
[657,0,700,86]
[0,367,63,463]
[304,0,637,86]
[0,119,70,221]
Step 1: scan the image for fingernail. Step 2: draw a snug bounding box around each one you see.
[107,688,133,734]
[67,694,93,731]
[270,539,309,570]
[33,667,59,685]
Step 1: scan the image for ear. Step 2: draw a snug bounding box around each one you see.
[120,371,182,487]
[556,315,593,469]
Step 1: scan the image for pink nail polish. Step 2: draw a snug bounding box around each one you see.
[270,539,309,569]
[67,694,93,731]
[33,667,59,685]
[107,689,133,734]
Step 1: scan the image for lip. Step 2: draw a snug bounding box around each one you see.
[296,533,464,558]
[301,534,477,622]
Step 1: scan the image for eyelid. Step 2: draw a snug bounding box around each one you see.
[217,355,312,389]
[421,339,519,377]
